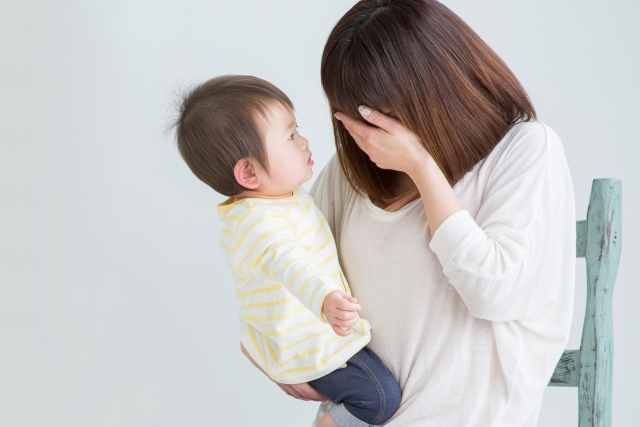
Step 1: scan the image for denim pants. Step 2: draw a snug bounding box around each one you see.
[308,347,401,427]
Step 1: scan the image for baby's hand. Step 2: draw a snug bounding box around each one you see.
[322,290,361,337]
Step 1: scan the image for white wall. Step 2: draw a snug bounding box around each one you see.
[2,1,638,425]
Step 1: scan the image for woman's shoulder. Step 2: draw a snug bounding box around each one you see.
[482,121,566,171]
[473,121,570,191]
[309,154,352,201]
[307,154,354,241]
[498,121,563,156]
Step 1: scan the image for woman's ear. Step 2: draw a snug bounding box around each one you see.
[233,158,261,190]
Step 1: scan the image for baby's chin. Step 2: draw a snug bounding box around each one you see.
[304,168,314,182]
[279,170,314,193]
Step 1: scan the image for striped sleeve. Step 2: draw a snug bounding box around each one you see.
[231,207,344,321]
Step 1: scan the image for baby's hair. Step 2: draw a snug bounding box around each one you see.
[171,75,294,197]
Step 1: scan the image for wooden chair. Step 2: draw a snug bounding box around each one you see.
[548,179,622,426]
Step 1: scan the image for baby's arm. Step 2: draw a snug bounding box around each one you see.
[235,208,360,335]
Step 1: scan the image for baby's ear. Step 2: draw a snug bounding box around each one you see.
[233,158,261,189]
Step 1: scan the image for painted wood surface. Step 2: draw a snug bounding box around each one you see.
[548,179,621,427]
[576,220,588,258]
[549,349,580,387]
[579,179,621,426]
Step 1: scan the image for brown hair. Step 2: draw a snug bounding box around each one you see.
[172,75,293,197]
[321,0,536,202]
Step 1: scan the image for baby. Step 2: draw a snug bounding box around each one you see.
[173,75,400,427]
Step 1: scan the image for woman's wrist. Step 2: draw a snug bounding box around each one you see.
[408,154,463,235]
[407,151,438,181]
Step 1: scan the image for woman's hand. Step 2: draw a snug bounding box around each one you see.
[240,343,328,402]
[334,106,431,177]
[275,382,327,402]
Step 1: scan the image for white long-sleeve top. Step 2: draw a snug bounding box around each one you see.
[310,122,575,426]
[218,191,371,384]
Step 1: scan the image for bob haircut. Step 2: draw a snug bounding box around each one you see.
[321,0,536,203]
[173,75,293,197]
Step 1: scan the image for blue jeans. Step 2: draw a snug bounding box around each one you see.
[309,347,401,426]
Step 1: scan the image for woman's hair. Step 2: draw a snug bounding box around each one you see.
[172,75,293,197]
[321,0,536,202]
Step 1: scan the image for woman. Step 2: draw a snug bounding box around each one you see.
[245,1,575,425]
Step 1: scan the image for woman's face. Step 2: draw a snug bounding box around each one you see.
[321,0,536,197]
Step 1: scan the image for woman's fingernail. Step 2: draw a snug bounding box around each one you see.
[358,105,371,117]
[333,113,341,121]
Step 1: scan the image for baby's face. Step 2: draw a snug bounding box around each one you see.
[254,104,313,197]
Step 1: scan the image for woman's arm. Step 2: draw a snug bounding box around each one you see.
[240,343,327,402]
[335,108,571,322]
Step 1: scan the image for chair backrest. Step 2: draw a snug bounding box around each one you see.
[548,179,622,427]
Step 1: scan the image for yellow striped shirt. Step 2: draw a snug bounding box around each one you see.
[217,190,371,384]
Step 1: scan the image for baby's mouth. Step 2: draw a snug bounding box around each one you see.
[307,152,314,166]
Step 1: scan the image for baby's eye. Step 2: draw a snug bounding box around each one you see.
[288,133,295,140]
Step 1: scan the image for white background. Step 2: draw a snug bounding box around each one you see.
[2,0,638,425]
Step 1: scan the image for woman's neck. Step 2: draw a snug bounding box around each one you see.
[370,173,420,211]
[395,173,417,195]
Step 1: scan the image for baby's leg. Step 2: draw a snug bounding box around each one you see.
[309,347,401,426]
[316,411,339,427]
